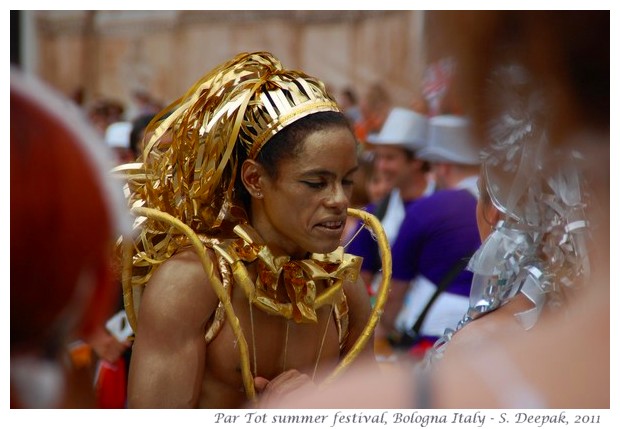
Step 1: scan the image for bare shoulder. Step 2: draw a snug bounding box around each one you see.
[137,248,219,333]
[444,309,521,359]
[341,276,376,363]
[342,276,371,316]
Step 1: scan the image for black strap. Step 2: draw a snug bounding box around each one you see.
[371,194,391,270]
[409,255,471,335]
[374,193,391,221]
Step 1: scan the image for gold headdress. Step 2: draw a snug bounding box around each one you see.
[122,52,339,232]
[115,52,340,316]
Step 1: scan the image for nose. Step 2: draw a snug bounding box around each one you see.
[325,183,349,211]
[375,156,388,172]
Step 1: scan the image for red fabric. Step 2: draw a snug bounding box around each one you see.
[95,358,127,409]
[408,338,435,360]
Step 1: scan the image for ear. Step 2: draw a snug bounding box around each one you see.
[240,159,265,199]
[431,163,448,180]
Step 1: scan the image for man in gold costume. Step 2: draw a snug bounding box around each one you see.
[116,52,382,408]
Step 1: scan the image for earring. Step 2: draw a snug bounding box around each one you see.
[255,192,262,198]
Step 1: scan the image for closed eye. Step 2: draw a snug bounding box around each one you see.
[301,180,327,190]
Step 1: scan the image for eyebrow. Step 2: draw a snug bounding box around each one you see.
[299,166,359,178]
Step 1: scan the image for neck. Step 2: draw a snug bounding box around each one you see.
[248,209,309,259]
[443,164,479,189]
[398,172,429,201]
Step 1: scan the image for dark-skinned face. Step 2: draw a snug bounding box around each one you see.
[255,127,359,258]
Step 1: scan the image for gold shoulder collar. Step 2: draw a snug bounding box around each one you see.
[213,223,361,323]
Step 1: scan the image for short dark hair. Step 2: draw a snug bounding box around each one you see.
[400,148,431,173]
[130,113,156,156]
[235,111,352,210]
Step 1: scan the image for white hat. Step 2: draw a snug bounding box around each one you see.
[104,121,132,149]
[417,115,481,165]
[366,107,428,151]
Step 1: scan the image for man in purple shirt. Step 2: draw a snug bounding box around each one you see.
[379,115,482,351]
[345,107,433,292]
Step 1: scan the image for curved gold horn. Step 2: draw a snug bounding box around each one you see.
[321,207,392,384]
[122,207,256,399]
[121,206,390,401]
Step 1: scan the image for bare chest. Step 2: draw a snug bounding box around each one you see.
[200,288,342,407]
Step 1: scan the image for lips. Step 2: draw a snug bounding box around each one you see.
[318,220,343,229]
[315,219,345,239]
